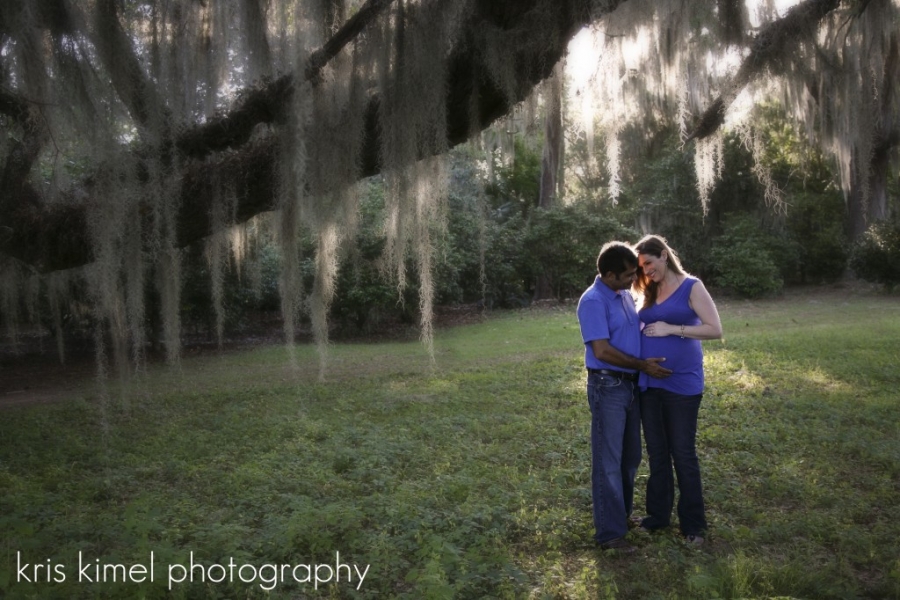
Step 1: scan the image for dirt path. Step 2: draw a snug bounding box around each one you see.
[1,348,96,408]
[0,303,491,409]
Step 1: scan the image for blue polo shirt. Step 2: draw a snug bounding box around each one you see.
[576,276,640,372]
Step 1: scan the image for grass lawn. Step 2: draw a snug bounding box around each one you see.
[1,288,899,599]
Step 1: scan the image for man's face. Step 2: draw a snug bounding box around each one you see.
[608,265,637,290]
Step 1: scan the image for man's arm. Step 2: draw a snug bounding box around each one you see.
[590,339,672,379]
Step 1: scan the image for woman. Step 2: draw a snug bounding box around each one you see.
[633,234,722,545]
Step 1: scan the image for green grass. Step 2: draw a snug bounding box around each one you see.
[1,292,899,599]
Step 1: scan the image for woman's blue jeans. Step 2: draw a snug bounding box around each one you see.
[640,387,707,536]
[586,372,641,544]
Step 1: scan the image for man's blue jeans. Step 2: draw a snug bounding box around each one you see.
[640,388,707,537]
[586,372,641,544]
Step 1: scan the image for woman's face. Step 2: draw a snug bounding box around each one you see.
[638,252,667,283]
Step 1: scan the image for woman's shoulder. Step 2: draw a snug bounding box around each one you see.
[678,275,700,293]
[685,275,710,292]
[676,276,703,305]
[686,276,718,304]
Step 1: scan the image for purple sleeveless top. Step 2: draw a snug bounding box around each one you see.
[638,277,704,395]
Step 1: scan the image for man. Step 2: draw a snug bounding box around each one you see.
[576,241,671,552]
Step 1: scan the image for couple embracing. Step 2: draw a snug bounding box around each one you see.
[576,235,723,553]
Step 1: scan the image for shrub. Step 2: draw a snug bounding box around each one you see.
[849,220,900,290]
[783,188,848,284]
[481,212,531,308]
[710,215,784,298]
[523,203,640,300]
[711,244,783,298]
[179,240,282,337]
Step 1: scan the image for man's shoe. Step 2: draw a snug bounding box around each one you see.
[599,537,636,553]
[685,534,704,546]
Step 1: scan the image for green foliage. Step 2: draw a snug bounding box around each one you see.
[710,214,785,298]
[617,127,774,257]
[326,151,639,319]
[611,111,850,286]
[93,106,853,341]
[617,130,716,279]
[483,138,542,219]
[786,189,848,283]
[330,182,415,332]
[466,201,640,307]
[523,204,640,299]
[756,103,849,283]
[477,213,530,308]
[849,219,900,289]
[180,240,282,337]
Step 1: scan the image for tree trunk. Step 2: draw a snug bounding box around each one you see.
[534,63,564,301]
[847,31,899,241]
[539,64,564,210]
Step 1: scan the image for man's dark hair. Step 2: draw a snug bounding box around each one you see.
[597,241,637,276]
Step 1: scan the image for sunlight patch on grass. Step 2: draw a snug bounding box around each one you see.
[796,365,852,392]
[725,366,766,392]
